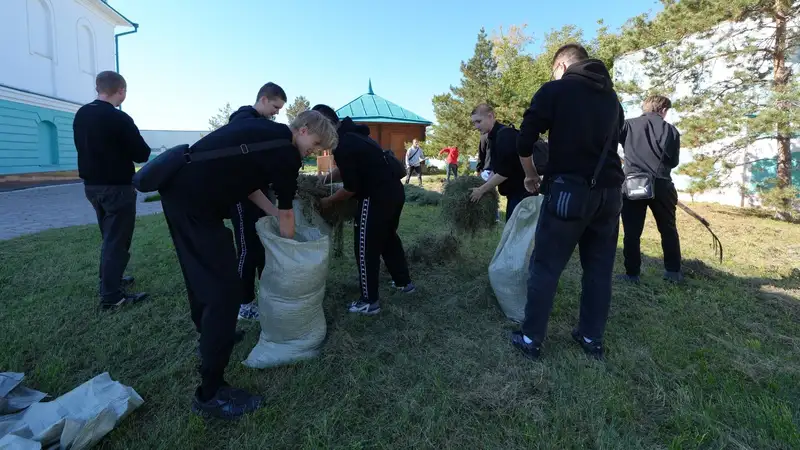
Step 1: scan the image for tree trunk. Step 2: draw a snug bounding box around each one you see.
[772,0,793,218]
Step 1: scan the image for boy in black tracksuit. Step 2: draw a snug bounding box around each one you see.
[159,110,336,419]
[313,105,415,316]
[228,83,287,321]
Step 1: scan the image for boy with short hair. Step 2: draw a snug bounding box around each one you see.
[229,82,287,320]
[161,110,337,419]
[74,71,151,309]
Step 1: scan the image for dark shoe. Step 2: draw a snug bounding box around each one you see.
[615,274,640,284]
[510,331,541,360]
[571,329,604,360]
[663,271,685,283]
[100,292,148,310]
[195,329,247,358]
[98,276,135,294]
[191,386,264,420]
[390,281,417,294]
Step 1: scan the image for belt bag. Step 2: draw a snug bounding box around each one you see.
[132,139,292,193]
[544,110,620,221]
[624,172,655,200]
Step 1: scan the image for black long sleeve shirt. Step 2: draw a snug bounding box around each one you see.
[165,118,301,218]
[620,113,681,180]
[73,100,151,185]
[516,59,624,188]
[333,118,397,199]
[486,122,528,197]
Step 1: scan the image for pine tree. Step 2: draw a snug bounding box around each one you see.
[208,102,233,131]
[285,95,310,122]
[428,28,499,156]
[625,0,800,219]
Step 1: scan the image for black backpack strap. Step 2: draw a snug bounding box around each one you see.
[187,139,292,163]
[590,105,621,187]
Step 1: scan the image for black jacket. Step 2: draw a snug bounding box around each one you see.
[229,105,262,122]
[620,113,680,180]
[73,100,151,185]
[476,132,491,173]
[334,118,398,199]
[486,122,527,197]
[516,59,624,188]
[165,118,301,218]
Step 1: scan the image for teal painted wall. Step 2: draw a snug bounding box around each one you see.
[750,151,800,194]
[0,99,77,175]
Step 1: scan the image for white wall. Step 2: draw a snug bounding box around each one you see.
[0,0,121,105]
[614,18,800,206]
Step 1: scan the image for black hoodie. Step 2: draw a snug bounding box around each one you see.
[517,59,624,188]
[229,105,262,122]
[334,117,398,199]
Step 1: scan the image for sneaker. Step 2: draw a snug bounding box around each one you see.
[663,271,685,283]
[191,386,264,420]
[347,301,381,315]
[615,274,641,284]
[571,329,604,360]
[390,281,417,294]
[99,292,148,310]
[510,331,541,359]
[237,302,260,321]
[97,276,135,294]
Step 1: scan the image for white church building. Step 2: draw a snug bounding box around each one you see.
[614,17,800,207]
[0,0,137,175]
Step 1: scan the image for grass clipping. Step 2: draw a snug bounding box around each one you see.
[406,232,460,265]
[440,176,498,233]
[404,184,442,206]
[296,174,357,227]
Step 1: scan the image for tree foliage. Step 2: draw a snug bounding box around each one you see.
[619,0,800,219]
[208,102,233,131]
[286,95,310,122]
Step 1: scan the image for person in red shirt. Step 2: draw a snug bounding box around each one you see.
[438,146,460,181]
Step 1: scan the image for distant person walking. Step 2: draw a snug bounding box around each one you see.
[618,95,683,283]
[439,146,460,181]
[405,139,424,186]
[73,71,151,310]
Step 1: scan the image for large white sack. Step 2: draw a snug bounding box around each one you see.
[488,196,544,323]
[0,373,143,450]
[243,214,331,368]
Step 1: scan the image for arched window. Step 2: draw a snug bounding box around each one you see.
[77,21,96,75]
[37,121,59,166]
[27,0,54,60]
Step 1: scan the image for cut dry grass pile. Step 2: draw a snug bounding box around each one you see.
[404,184,442,206]
[406,232,460,265]
[440,175,498,233]
[296,174,357,227]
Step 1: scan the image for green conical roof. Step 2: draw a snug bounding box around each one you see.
[336,80,432,125]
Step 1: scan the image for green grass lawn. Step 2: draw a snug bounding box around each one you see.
[1,198,799,449]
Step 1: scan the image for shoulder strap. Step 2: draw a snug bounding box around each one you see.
[187,139,293,163]
[590,106,621,187]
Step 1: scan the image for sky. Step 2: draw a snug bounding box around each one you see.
[109,0,663,131]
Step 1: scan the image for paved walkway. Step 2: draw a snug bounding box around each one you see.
[0,183,163,241]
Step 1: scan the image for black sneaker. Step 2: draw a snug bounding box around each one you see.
[98,276,136,294]
[191,386,264,420]
[663,271,685,283]
[571,329,604,360]
[100,292,148,310]
[195,329,247,358]
[510,331,541,360]
[615,274,640,284]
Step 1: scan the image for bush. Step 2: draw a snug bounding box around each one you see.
[440,176,498,233]
[406,232,460,265]
[404,185,442,206]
